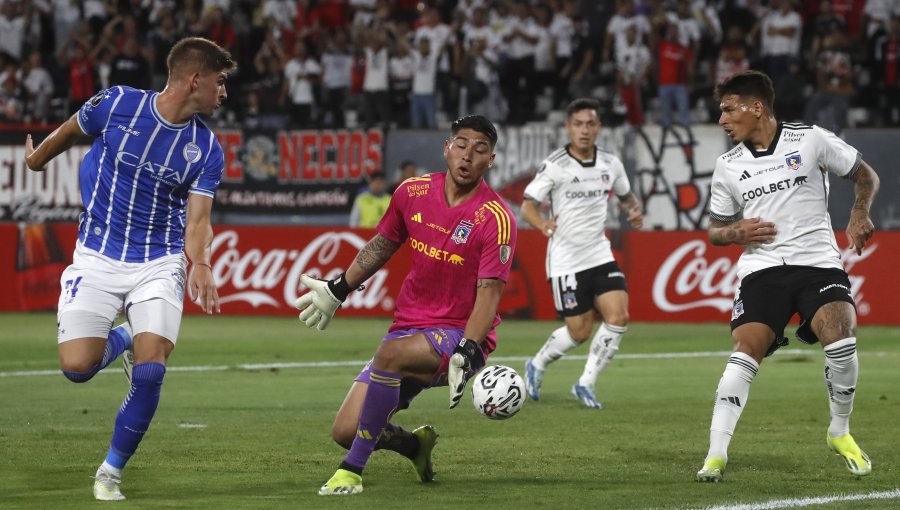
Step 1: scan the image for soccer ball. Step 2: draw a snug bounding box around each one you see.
[471,365,526,420]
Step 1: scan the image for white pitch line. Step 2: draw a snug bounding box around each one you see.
[0,349,847,379]
[692,488,900,510]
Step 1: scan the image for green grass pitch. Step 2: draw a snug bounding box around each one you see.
[1,313,898,509]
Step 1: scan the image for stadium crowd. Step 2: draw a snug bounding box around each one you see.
[1,0,899,133]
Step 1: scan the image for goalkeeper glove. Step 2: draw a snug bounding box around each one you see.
[294,273,353,331]
[448,338,482,409]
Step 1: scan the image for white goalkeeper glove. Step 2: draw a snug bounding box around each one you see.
[448,338,482,409]
[294,273,353,331]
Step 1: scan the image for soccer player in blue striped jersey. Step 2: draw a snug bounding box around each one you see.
[23,37,235,500]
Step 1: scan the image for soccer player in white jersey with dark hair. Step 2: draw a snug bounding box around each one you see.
[23,37,235,500]
[697,70,879,482]
[521,98,643,409]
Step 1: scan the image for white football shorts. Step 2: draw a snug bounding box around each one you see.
[57,242,187,344]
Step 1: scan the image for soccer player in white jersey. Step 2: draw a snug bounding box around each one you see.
[697,71,879,482]
[23,37,235,500]
[521,98,643,409]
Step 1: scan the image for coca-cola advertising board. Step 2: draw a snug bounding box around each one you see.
[1,224,897,325]
[625,231,894,324]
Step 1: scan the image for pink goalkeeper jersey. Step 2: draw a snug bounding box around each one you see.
[377,172,517,353]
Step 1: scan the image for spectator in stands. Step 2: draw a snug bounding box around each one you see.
[282,39,321,129]
[805,29,855,134]
[604,0,652,66]
[389,160,418,193]
[808,0,847,69]
[755,0,803,87]
[0,73,22,122]
[109,36,151,89]
[361,26,391,128]
[862,0,898,39]
[462,36,498,117]
[715,26,751,86]
[657,22,693,129]
[409,36,440,129]
[195,6,236,54]
[0,0,30,63]
[147,8,180,92]
[874,15,900,125]
[532,4,555,108]
[388,22,413,128]
[562,13,596,108]
[349,171,391,228]
[774,57,807,122]
[549,0,577,109]
[616,24,651,126]
[253,33,289,129]
[320,28,353,128]
[667,0,701,59]
[500,2,540,124]
[413,6,454,121]
[19,51,53,124]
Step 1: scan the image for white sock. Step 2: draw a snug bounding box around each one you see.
[532,326,579,370]
[824,337,858,438]
[99,461,122,478]
[578,323,626,387]
[706,352,758,463]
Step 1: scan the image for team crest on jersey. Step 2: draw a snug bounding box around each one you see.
[563,292,578,310]
[183,142,202,164]
[785,152,802,170]
[601,172,610,184]
[451,220,474,244]
[500,245,511,264]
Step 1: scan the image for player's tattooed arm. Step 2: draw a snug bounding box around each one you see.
[708,217,777,246]
[846,160,880,255]
[346,234,402,286]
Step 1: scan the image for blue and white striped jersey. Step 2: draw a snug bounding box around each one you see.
[75,86,224,263]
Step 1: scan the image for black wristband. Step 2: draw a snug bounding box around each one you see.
[455,338,480,362]
[327,272,352,302]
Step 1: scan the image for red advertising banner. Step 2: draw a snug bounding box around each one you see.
[2,224,896,325]
[624,231,894,324]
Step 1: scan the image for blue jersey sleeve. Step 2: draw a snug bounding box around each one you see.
[77,88,123,137]
[190,132,224,197]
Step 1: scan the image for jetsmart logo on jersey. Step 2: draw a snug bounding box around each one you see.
[116,151,187,185]
[741,176,807,201]
[409,237,465,265]
[565,189,608,199]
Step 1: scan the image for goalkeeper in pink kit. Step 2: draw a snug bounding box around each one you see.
[295,115,517,496]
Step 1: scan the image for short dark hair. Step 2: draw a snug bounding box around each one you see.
[715,70,775,111]
[400,160,416,169]
[451,115,498,148]
[368,171,385,181]
[566,97,600,118]
[167,37,237,79]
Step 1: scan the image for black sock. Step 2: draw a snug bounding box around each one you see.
[338,460,363,476]
[374,423,419,460]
